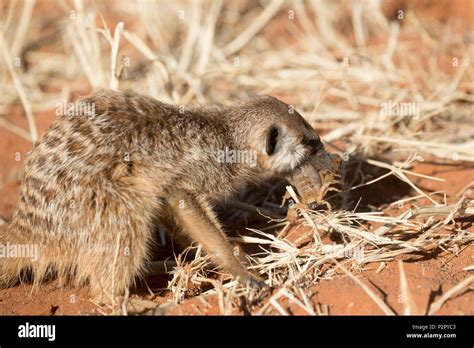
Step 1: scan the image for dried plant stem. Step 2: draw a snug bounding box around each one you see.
[10,0,36,59]
[335,260,396,315]
[0,117,32,142]
[0,32,38,142]
[398,260,420,315]
[222,0,284,56]
[109,22,124,90]
[427,276,474,315]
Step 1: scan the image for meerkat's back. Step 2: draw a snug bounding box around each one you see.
[0,90,243,296]
[0,90,174,295]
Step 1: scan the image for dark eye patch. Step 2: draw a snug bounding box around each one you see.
[302,137,323,153]
[266,125,279,156]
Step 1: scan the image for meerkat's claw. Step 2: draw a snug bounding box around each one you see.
[246,276,270,291]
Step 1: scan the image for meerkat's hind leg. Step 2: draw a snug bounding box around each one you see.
[83,206,156,302]
[169,192,266,289]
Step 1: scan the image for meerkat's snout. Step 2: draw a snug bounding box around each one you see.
[249,99,327,176]
[237,95,342,206]
[235,94,333,177]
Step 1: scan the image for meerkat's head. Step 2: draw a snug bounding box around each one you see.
[230,95,326,176]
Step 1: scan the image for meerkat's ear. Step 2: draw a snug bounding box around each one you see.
[266,125,280,156]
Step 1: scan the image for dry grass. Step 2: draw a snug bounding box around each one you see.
[0,0,472,315]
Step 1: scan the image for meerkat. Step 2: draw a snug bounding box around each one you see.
[0,89,331,299]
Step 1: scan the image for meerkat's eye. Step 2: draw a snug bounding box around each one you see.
[302,138,320,148]
[266,125,280,156]
[302,137,323,154]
